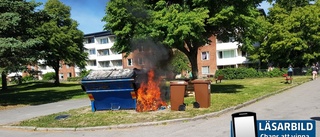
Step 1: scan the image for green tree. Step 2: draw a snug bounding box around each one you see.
[36,0,87,86]
[103,0,264,79]
[0,0,43,90]
[169,50,189,74]
[253,0,320,67]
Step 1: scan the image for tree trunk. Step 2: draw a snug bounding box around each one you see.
[1,71,8,91]
[188,51,199,80]
[53,63,60,86]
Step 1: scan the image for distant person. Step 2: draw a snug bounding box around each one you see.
[316,62,320,74]
[311,63,318,80]
[287,65,293,78]
[189,71,193,79]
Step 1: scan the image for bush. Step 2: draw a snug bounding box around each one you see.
[42,72,55,80]
[22,75,34,82]
[215,67,286,80]
[67,77,82,82]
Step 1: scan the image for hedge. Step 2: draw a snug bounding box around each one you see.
[215,68,287,80]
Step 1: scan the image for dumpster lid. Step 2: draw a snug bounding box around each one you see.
[191,79,211,84]
[82,69,134,80]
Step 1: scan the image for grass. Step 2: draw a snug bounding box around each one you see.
[0,81,87,110]
[14,76,311,128]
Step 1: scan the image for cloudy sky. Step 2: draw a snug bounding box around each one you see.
[34,0,272,34]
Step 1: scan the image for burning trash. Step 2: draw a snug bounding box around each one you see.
[136,69,167,112]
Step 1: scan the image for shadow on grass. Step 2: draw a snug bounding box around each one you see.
[4,81,80,93]
[0,81,85,106]
[210,84,245,93]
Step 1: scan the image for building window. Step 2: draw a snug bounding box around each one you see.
[59,73,64,79]
[112,60,123,67]
[89,48,96,55]
[110,49,119,55]
[87,60,97,66]
[68,73,72,77]
[218,51,223,59]
[218,50,235,59]
[127,59,133,66]
[217,39,223,43]
[99,61,110,68]
[84,37,95,44]
[201,51,209,60]
[138,58,144,65]
[241,51,247,57]
[100,38,109,44]
[109,36,116,43]
[202,66,209,74]
[98,49,110,56]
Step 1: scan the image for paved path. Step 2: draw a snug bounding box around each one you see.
[0,80,319,137]
[0,98,90,125]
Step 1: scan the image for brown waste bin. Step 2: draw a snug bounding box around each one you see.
[192,79,211,108]
[170,81,188,111]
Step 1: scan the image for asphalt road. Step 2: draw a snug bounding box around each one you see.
[0,79,319,137]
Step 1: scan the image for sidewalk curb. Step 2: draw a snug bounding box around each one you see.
[1,80,310,132]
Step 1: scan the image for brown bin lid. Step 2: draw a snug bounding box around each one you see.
[191,79,211,84]
[170,81,188,85]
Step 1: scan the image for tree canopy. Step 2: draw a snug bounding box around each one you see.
[250,0,320,67]
[0,0,44,90]
[103,0,264,78]
[36,0,87,85]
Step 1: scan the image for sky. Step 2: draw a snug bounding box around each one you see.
[34,0,272,35]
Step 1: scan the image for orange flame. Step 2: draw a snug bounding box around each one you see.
[136,70,167,112]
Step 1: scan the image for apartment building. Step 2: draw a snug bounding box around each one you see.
[83,31,123,70]
[216,37,252,69]
[11,31,254,80]
[14,60,77,81]
[189,35,254,78]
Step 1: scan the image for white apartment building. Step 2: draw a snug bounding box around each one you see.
[216,37,257,69]
[83,31,123,71]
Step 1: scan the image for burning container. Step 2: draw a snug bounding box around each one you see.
[81,69,137,112]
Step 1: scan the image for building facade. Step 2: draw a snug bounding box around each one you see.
[83,31,123,70]
[13,31,254,80]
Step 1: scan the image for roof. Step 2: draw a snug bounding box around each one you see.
[84,30,113,38]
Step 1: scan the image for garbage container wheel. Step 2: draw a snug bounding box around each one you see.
[178,103,186,111]
[193,102,200,108]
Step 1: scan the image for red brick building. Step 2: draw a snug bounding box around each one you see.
[22,62,76,81]
[197,36,217,78]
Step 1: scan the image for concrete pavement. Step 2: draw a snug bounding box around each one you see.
[0,79,319,137]
[0,98,90,125]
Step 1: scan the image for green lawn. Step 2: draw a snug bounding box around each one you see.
[13,76,311,128]
[0,81,87,109]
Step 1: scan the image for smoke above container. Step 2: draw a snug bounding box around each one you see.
[130,38,173,79]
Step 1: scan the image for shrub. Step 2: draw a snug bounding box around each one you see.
[42,72,55,80]
[215,67,286,80]
[67,77,82,82]
[22,75,34,82]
